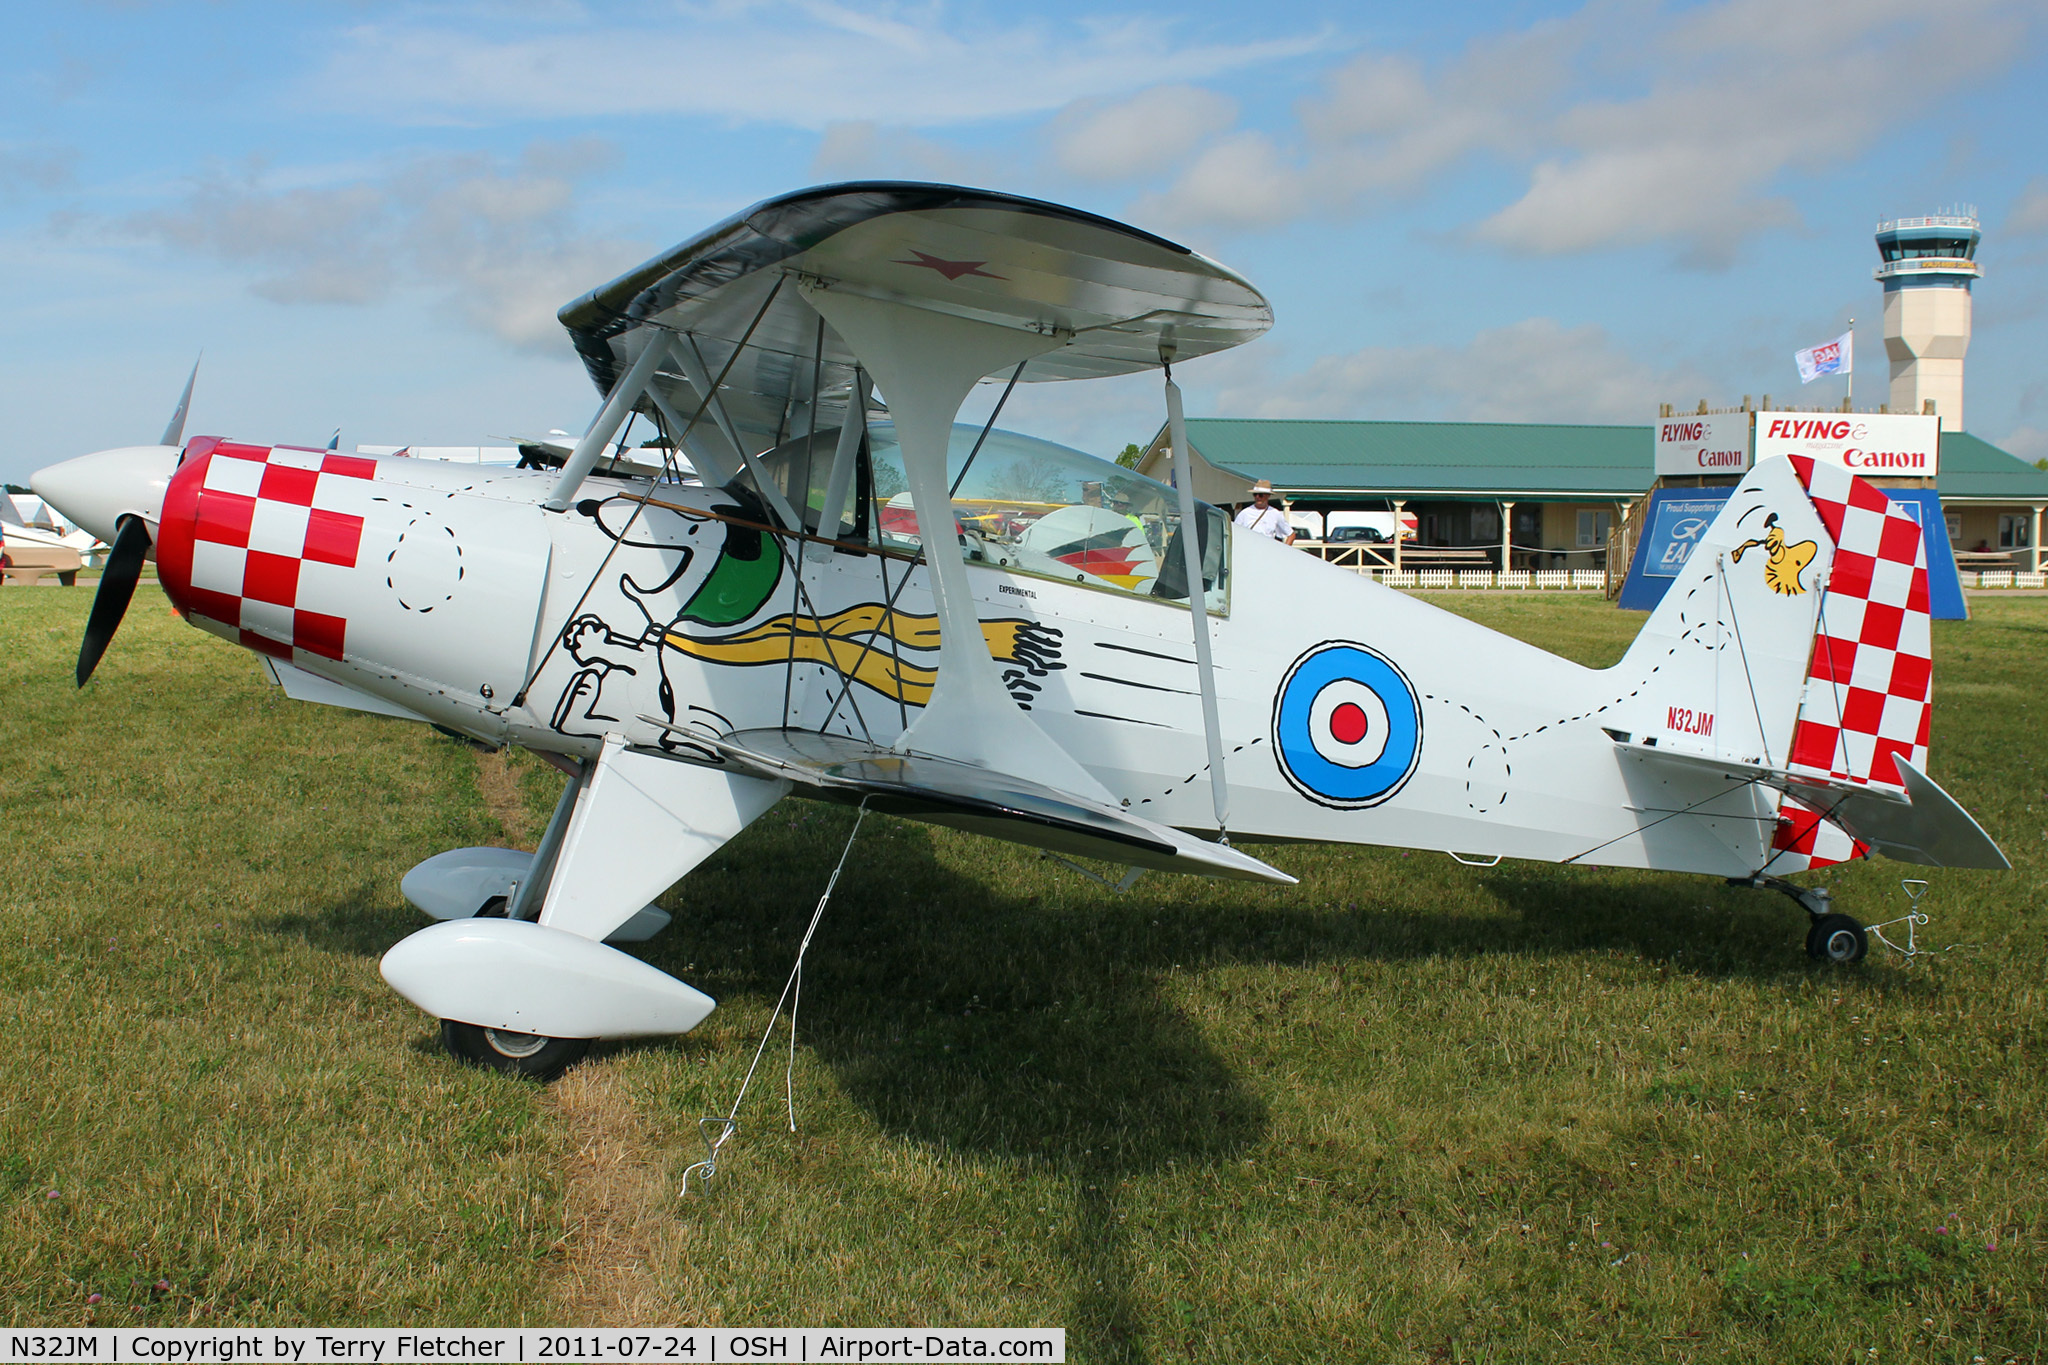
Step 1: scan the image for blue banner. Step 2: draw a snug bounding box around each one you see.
[1642,496,1730,578]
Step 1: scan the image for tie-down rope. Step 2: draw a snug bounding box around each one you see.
[680,798,870,1196]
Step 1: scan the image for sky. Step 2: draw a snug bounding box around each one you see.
[3,0,2046,488]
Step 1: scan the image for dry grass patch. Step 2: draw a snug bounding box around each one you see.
[547,1063,688,1325]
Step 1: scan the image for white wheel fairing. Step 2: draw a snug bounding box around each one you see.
[1272,642,1423,809]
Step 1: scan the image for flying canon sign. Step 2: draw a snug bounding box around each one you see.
[1754,412,1940,476]
[1654,412,1752,477]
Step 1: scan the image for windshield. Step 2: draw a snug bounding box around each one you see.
[747,421,1229,611]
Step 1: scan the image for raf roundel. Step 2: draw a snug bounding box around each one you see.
[1272,642,1422,808]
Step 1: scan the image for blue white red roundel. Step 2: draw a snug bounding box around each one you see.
[1272,642,1422,808]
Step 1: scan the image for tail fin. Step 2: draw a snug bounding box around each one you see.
[1615,456,1837,771]
[1616,455,1931,792]
[1762,794,1870,874]
[1609,455,1986,869]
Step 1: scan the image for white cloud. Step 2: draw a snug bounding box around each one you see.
[811,121,982,182]
[2006,179,2048,236]
[127,141,642,349]
[1048,85,1238,183]
[1474,0,2022,266]
[1129,131,1306,231]
[1209,318,1709,425]
[1997,425,2048,462]
[315,7,1325,130]
[1137,0,2034,264]
[0,143,77,198]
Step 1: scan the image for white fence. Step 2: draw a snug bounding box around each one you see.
[1363,563,2045,592]
[1369,567,1605,591]
[1956,569,2043,588]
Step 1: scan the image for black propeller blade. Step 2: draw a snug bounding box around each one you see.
[76,516,153,687]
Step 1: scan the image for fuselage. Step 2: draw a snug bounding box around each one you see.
[117,434,1775,879]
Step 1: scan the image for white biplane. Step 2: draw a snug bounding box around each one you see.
[34,183,2007,1080]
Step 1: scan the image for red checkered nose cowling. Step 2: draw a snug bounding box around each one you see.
[156,439,381,663]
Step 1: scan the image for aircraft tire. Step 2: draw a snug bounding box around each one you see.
[1805,914,1868,965]
[440,1019,589,1081]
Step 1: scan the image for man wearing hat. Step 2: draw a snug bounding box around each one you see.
[1233,480,1296,545]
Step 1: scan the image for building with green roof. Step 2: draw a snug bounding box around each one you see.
[1137,418,2047,573]
[1933,432,2048,563]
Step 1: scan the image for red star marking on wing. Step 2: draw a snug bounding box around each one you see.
[893,250,1005,282]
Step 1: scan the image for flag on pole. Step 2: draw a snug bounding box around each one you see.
[1795,329,1853,384]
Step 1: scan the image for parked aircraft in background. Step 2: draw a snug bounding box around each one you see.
[33,183,2007,1081]
[2,493,102,564]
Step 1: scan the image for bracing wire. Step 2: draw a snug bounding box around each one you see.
[1718,554,1776,769]
[949,361,1027,497]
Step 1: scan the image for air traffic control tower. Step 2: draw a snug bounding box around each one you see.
[1876,210,1979,431]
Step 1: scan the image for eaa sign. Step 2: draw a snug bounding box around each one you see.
[1654,412,1751,477]
[1754,412,1940,476]
[1643,494,1731,578]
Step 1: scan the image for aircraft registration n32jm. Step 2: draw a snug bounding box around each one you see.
[34,183,2008,1081]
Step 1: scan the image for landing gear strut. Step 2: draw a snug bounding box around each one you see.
[1731,874,1867,965]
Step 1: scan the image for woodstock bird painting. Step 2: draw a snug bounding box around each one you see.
[1731,512,1818,596]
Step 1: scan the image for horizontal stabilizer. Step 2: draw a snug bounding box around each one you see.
[1839,757,2010,870]
[668,723,1294,885]
[1618,741,2008,870]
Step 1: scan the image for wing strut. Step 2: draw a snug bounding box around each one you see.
[545,328,674,510]
[1163,358,1231,834]
[817,368,870,537]
[795,279,1113,799]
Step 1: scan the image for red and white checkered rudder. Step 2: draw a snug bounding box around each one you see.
[1783,456,1933,794]
[1762,793,1870,874]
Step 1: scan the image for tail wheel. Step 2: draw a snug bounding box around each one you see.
[440,1019,589,1081]
[1805,913,1868,965]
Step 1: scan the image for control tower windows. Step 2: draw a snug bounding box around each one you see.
[1878,237,1978,262]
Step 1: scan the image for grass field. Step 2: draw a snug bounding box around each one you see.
[1,584,2042,1362]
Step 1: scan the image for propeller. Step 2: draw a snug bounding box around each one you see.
[77,515,152,687]
[160,355,199,447]
[69,355,199,686]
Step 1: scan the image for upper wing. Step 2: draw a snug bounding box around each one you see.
[556,181,1273,464]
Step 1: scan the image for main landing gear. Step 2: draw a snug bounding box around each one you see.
[440,1020,590,1082]
[1732,875,1868,965]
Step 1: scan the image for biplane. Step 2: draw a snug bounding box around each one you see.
[34,183,2007,1080]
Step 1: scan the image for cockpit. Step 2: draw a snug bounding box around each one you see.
[739,422,1229,612]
